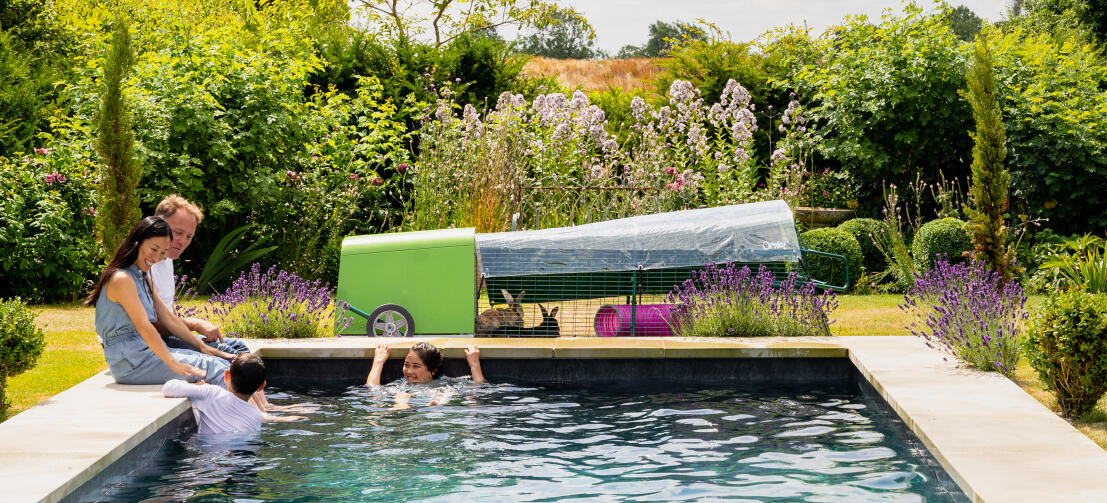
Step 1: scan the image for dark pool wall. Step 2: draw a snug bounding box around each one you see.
[264,357,858,388]
[61,409,197,503]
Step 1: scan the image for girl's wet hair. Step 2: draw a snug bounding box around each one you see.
[409,342,442,377]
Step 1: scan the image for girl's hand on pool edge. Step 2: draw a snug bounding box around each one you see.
[373,344,390,365]
[465,345,481,364]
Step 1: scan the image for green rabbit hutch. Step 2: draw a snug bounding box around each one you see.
[336,200,847,337]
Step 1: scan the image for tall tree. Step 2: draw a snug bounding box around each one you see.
[515,9,597,59]
[358,0,591,48]
[94,16,142,256]
[944,5,983,42]
[961,32,1015,280]
[618,19,706,58]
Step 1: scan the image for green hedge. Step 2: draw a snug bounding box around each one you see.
[911,217,971,272]
[0,297,46,416]
[1024,290,1107,418]
[800,227,863,290]
[837,218,889,273]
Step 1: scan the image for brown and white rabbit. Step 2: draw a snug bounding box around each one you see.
[475,289,525,336]
[490,303,559,337]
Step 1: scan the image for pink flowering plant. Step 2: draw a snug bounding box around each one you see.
[900,259,1027,376]
[180,263,351,339]
[0,124,100,302]
[668,264,838,337]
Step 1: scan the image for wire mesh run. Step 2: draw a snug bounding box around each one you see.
[478,262,796,337]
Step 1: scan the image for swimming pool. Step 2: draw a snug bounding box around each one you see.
[76,376,967,502]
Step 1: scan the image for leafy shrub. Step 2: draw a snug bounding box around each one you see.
[669,264,837,337]
[991,29,1107,233]
[0,128,100,303]
[901,259,1026,376]
[775,5,972,203]
[0,297,47,416]
[911,217,971,272]
[191,263,351,339]
[799,227,863,289]
[1035,234,1107,293]
[838,218,889,273]
[1024,290,1107,418]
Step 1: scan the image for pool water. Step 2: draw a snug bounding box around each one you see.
[86,380,968,502]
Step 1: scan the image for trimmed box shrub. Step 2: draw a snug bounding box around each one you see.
[0,297,47,417]
[912,217,971,272]
[1024,290,1107,418]
[838,217,889,273]
[800,227,863,289]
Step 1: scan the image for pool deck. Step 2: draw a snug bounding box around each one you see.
[3,336,1107,502]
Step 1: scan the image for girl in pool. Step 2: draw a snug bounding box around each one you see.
[366,342,485,386]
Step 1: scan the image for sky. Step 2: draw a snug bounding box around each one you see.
[563,0,1013,54]
[348,1,1013,53]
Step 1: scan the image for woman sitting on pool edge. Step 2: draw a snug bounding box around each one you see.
[366,342,485,387]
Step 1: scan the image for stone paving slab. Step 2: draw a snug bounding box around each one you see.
[3,336,1107,502]
[0,371,188,503]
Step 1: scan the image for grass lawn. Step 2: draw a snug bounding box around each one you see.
[5,295,1106,451]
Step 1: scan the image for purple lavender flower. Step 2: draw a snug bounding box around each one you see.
[901,259,1026,376]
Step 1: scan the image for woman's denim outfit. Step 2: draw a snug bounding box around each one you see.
[95,264,229,386]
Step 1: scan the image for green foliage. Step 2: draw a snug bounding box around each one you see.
[990,28,1107,233]
[93,17,141,256]
[1008,0,1106,47]
[0,124,100,303]
[799,227,863,289]
[943,5,983,42]
[776,4,973,199]
[1024,290,1107,418]
[0,297,47,416]
[437,33,529,110]
[0,0,75,158]
[1037,234,1107,293]
[587,86,650,141]
[193,225,276,295]
[912,217,972,271]
[961,31,1016,281]
[838,218,890,273]
[515,9,598,59]
[617,19,706,58]
[255,77,416,284]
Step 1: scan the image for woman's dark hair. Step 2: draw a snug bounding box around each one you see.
[84,216,171,306]
[409,342,443,377]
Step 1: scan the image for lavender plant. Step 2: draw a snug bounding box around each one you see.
[668,264,837,337]
[189,263,351,339]
[900,259,1027,376]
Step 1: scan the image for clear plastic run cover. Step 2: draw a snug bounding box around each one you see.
[476,200,800,277]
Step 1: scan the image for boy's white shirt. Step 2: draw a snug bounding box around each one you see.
[163,379,263,435]
[150,257,175,308]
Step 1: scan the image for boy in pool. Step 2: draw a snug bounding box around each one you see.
[366,342,485,387]
[163,353,307,434]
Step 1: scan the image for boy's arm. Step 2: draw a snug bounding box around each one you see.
[162,379,212,399]
[465,345,486,384]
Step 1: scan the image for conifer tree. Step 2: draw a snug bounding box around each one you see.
[961,31,1016,281]
[94,16,141,256]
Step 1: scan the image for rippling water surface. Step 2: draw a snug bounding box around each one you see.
[91,381,968,502]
